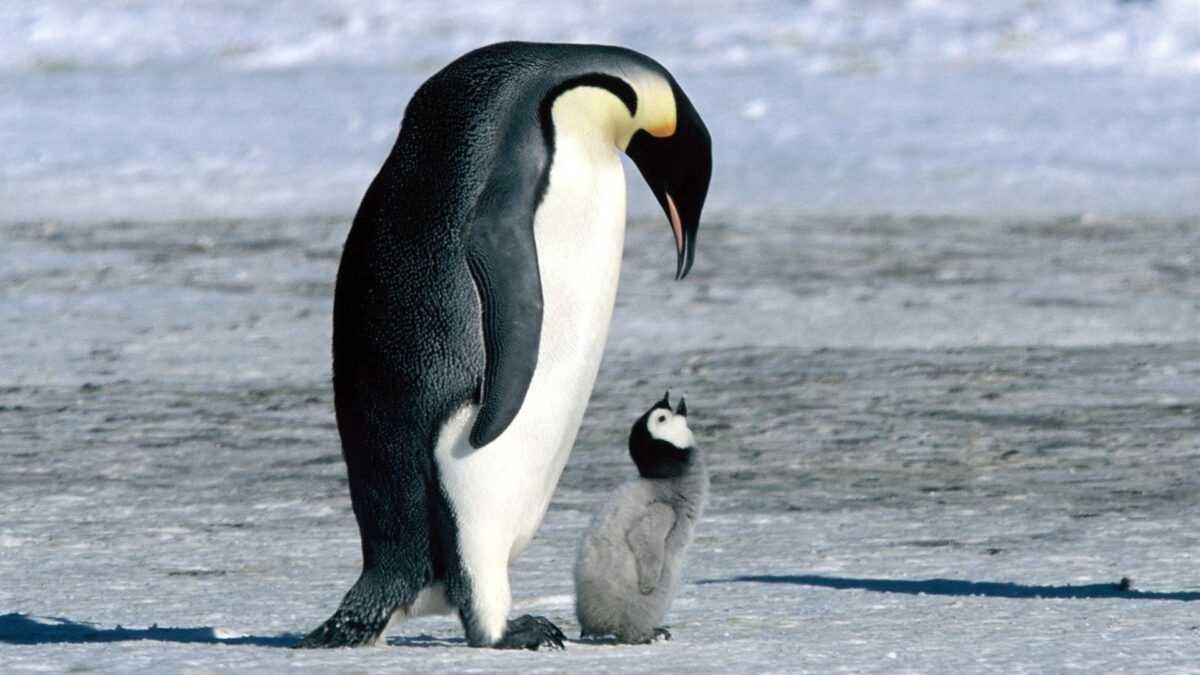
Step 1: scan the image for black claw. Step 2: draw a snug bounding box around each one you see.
[293,610,388,649]
[493,614,566,651]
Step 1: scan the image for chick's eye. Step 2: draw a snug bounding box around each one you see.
[656,415,666,422]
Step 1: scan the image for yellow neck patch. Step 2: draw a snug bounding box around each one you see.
[629,75,678,144]
[646,118,677,138]
[547,73,678,151]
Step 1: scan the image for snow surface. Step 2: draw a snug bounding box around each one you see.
[2,215,1198,672]
[1,0,1199,672]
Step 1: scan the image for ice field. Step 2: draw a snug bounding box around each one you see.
[2,0,1198,672]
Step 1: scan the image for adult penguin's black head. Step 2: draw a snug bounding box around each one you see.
[513,42,711,279]
[623,78,712,280]
[629,391,695,479]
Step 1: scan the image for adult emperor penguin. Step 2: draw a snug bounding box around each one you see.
[296,42,712,650]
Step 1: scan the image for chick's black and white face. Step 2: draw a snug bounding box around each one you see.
[647,407,694,451]
[629,392,696,479]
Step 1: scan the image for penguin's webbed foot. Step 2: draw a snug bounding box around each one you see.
[492,614,566,651]
[293,609,389,649]
[615,626,671,645]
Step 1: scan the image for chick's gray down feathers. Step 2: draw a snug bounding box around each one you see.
[574,458,708,643]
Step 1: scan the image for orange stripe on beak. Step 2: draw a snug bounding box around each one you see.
[667,192,684,256]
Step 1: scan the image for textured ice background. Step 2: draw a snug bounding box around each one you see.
[1,1,1199,673]
[1,0,1198,224]
[2,216,1198,672]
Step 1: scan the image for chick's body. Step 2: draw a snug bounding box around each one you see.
[574,394,708,643]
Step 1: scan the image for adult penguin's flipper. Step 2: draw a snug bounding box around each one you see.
[463,125,548,449]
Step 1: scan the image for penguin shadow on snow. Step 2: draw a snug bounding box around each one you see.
[385,633,662,648]
[0,613,297,647]
[385,633,466,648]
[695,575,1200,601]
[570,634,672,647]
[0,614,640,650]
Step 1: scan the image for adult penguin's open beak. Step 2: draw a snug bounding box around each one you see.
[625,81,712,280]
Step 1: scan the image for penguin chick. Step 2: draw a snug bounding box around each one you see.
[575,391,709,644]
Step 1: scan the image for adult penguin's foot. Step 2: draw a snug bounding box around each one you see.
[293,608,389,648]
[492,615,566,651]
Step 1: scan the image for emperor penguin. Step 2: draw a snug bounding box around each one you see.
[575,392,708,644]
[296,42,712,650]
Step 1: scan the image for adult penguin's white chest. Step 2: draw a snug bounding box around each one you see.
[434,119,628,560]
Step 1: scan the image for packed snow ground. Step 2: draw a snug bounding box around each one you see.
[2,0,1198,670]
[1,216,1198,672]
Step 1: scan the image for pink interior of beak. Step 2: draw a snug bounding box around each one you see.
[666,192,684,256]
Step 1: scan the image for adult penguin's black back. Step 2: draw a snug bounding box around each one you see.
[297,42,711,650]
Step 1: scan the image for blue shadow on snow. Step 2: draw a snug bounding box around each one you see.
[0,613,297,646]
[696,575,1200,601]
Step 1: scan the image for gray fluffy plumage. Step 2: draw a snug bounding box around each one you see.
[574,399,708,643]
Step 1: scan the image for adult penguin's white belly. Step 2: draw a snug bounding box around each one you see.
[434,116,627,564]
